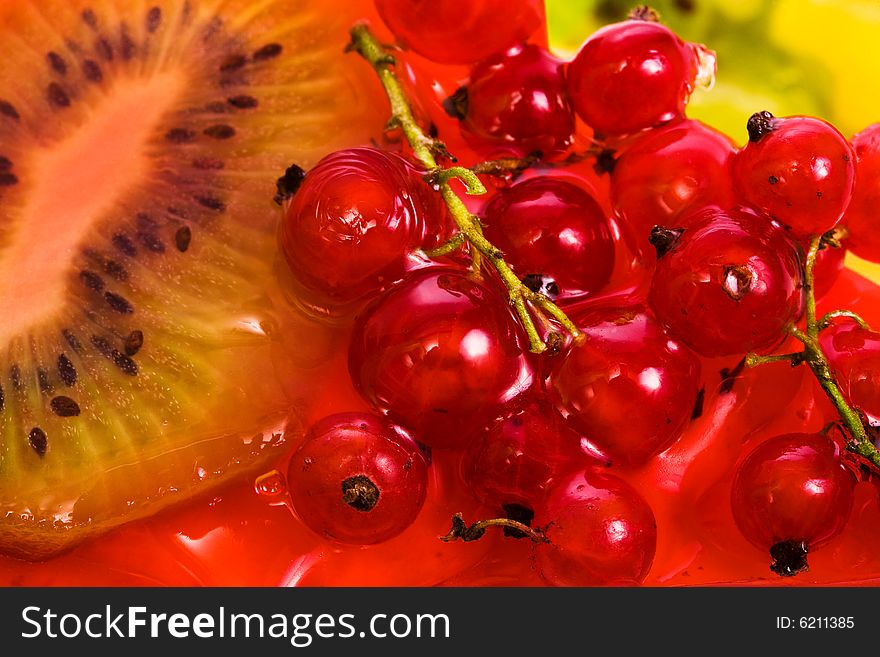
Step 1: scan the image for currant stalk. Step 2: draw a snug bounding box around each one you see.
[348,23,583,354]
[746,235,880,469]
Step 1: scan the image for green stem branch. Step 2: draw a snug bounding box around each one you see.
[349,23,583,354]
[746,237,880,469]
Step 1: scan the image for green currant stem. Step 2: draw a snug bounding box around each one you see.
[818,309,870,331]
[348,23,583,354]
[746,236,880,469]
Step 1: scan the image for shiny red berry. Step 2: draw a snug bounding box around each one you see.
[532,468,657,586]
[547,307,701,467]
[279,147,445,311]
[348,268,527,449]
[567,18,709,136]
[611,118,736,242]
[732,112,855,240]
[288,413,429,545]
[374,0,544,65]
[453,44,575,158]
[820,319,880,423]
[648,206,804,357]
[482,177,615,301]
[840,123,880,262]
[731,432,855,576]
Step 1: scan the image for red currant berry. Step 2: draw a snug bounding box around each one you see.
[840,123,880,262]
[287,413,428,545]
[451,44,575,158]
[481,177,615,300]
[462,396,598,511]
[348,268,527,448]
[611,118,736,242]
[820,320,880,422]
[567,18,711,137]
[547,307,701,467]
[374,0,544,66]
[731,112,856,240]
[813,244,847,301]
[279,147,445,311]
[731,432,855,576]
[648,206,804,357]
[532,468,657,586]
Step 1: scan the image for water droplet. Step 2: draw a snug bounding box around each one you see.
[255,469,286,497]
[195,466,208,481]
[693,44,716,91]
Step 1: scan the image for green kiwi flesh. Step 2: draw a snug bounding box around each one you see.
[0,0,381,560]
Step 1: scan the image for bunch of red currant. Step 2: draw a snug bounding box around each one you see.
[275,1,880,585]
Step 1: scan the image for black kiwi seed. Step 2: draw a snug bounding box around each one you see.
[195,195,226,212]
[175,226,192,252]
[203,124,235,139]
[50,395,81,417]
[227,95,258,109]
[80,270,105,292]
[28,428,48,458]
[37,368,53,395]
[101,258,129,281]
[120,30,136,60]
[165,128,197,143]
[137,231,166,253]
[113,352,138,376]
[124,330,144,356]
[0,173,17,186]
[82,60,103,83]
[0,156,11,170]
[62,329,83,354]
[0,384,4,412]
[146,6,162,33]
[82,8,98,29]
[90,335,112,356]
[219,54,247,72]
[47,52,68,75]
[10,365,22,391]
[57,354,77,386]
[47,83,71,109]
[112,233,137,257]
[0,100,20,120]
[95,37,113,61]
[253,43,283,61]
[104,291,134,314]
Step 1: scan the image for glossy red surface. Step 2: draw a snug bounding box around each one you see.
[348,267,529,448]
[482,177,615,300]
[841,123,880,262]
[648,207,805,357]
[532,468,657,586]
[567,19,700,137]
[287,412,428,544]
[732,115,856,240]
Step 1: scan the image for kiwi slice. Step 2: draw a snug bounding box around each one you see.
[0,0,382,560]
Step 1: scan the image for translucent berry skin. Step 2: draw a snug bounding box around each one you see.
[459,44,575,158]
[532,469,657,586]
[547,308,701,467]
[462,396,596,510]
[287,413,428,545]
[648,207,804,357]
[731,433,855,556]
[731,114,855,239]
[280,147,444,308]
[820,320,880,421]
[348,268,527,449]
[841,123,880,262]
[482,177,615,300]
[611,119,736,241]
[567,20,702,137]
[374,0,544,66]
[813,245,846,301]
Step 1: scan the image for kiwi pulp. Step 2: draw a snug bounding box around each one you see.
[0,0,381,560]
